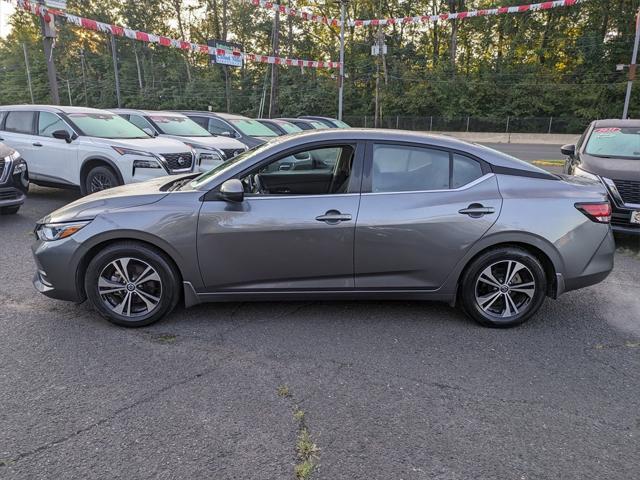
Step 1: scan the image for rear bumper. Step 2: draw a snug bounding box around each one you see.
[562,229,615,293]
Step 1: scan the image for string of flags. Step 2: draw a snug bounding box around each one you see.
[14,0,341,70]
[247,0,587,27]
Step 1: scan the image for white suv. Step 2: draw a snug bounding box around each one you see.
[111,109,247,172]
[0,105,196,194]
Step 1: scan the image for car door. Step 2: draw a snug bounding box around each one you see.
[34,111,79,185]
[355,142,502,290]
[0,111,37,175]
[196,142,363,292]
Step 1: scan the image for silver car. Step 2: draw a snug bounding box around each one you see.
[32,130,615,328]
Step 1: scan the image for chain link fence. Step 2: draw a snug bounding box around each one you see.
[342,115,590,134]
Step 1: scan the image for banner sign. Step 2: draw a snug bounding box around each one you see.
[208,40,243,67]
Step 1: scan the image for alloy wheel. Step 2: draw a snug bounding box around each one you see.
[98,257,163,318]
[474,260,536,319]
[90,173,113,192]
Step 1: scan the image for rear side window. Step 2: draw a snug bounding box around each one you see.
[4,111,35,134]
[372,144,450,192]
[452,154,483,188]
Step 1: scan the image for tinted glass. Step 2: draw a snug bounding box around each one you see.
[230,119,278,137]
[189,116,209,129]
[452,154,483,188]
[128,114,155,132]
[38,112,69,137]
[279,121,303,133]
[257,121,282,135]
[585,127,640,159]
[148,115,210,137]
[372,144,450,192]
[67,112,150,139]
[208,118,233,135]
[4,111,35,134]
[310,121,327,129]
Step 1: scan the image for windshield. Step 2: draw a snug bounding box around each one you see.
[188,143,273,189]
[585,127,640,159]
[278,122,303,134]
[68,112,149,139]
[332,119,351,128]
[148,115,211,137]
[310,121,328,129]
[230,119,279,137]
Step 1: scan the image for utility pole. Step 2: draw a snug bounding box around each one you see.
[623,7,640,119]
[110,34,122,108]
[38,0,60,104]
[22,42,34,104]
[269,9,280,118]
[372,27,385,127]
[337,0,348,121]
[80,49,88,106]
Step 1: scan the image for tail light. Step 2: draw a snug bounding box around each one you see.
[575,202,611,224]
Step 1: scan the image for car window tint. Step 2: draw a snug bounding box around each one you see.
[38,112,69,137]
[129,114,154,132]
[372,144,450,192]
[452,154,483,188]
[4,111,35,134]
[208,118,232,135]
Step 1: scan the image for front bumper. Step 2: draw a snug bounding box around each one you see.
[0,186,26,208]
[32,236,86,303]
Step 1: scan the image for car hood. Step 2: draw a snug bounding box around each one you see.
[40,176,179,224]
[88,136,191,154]
[165,135,246,150]
[580,153,640,181]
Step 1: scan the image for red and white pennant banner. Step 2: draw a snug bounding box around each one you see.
[15,0,340,69]
[247,0,586,27]
[349,0,587,27]
[248,0,341,27]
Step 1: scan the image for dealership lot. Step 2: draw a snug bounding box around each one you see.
[1,151,640,479]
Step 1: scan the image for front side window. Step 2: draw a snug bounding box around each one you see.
[309,121,328,129]
[241,145,355,196]
[372,144,450,192]
[230,119,279,137]
[279,122,303,134]
[38,112,71,137]
[585,127,640,159]
[148,115,210,137]
[128,115,155,133]
[208,118,234,135]
[67,112,150,139]
[4,111,35,134]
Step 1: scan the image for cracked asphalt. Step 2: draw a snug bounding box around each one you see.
[1,152,640,479]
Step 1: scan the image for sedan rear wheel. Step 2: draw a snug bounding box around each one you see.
[460,247,547,328]
[85,242,180,327]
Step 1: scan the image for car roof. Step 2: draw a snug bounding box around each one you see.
[110,108,187,118]
[300,115,336,122]
[278,117,314,123]
[593,119,640,128]
[0,104,115,115]
[178,111,250,121]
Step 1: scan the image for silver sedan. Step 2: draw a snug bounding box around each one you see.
[32,129,615,328]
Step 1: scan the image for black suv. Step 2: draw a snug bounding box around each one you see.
[0,143,28,215]
[562,119,640,234]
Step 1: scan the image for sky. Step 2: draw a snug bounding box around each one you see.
[0,1,14,38]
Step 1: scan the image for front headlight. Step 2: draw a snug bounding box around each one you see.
[111,146,156,157]
[574,165,599,181]
[133,159,162,169]
[35,221,91,241]
[13,161,27,174]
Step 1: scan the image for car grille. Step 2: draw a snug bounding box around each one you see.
[0,158,5,178]
[0,190,17,201]
[161,152,193,172]
[611,211,640,229]
[613,179,640,205]
[221,148,245,160]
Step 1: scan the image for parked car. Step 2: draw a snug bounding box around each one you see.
[256,118,304,136]
[179,111,278,148]
[0,106,196,194]
[277,118,328,130]
[111,109,246,172]
[562,119,640,234]
[299,116,351,128]
[0,143,29,215]
[33,129,614,328]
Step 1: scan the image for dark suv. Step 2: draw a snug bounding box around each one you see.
[562,119,640,234]
[0,143,28,215]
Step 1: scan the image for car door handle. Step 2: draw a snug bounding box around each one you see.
[458,204,495,217]
[315,210,352,224]
[32,142,43,147]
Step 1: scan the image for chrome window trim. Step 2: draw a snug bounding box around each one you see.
[362,173,494,196]
[246,193,360,201]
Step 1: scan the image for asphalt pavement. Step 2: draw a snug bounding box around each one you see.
[1,145,639,479]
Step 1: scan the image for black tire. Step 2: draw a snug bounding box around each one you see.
[0,205,21,215]
[84,242,181,327]
[84,165,120,194]
[459,247,547,328]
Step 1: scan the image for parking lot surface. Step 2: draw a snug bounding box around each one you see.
[1,148,639,479]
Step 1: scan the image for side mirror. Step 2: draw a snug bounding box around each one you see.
[142,127,157,137]
[219,179,244,202]
[52,130,72,143]
[561,144,576,156]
